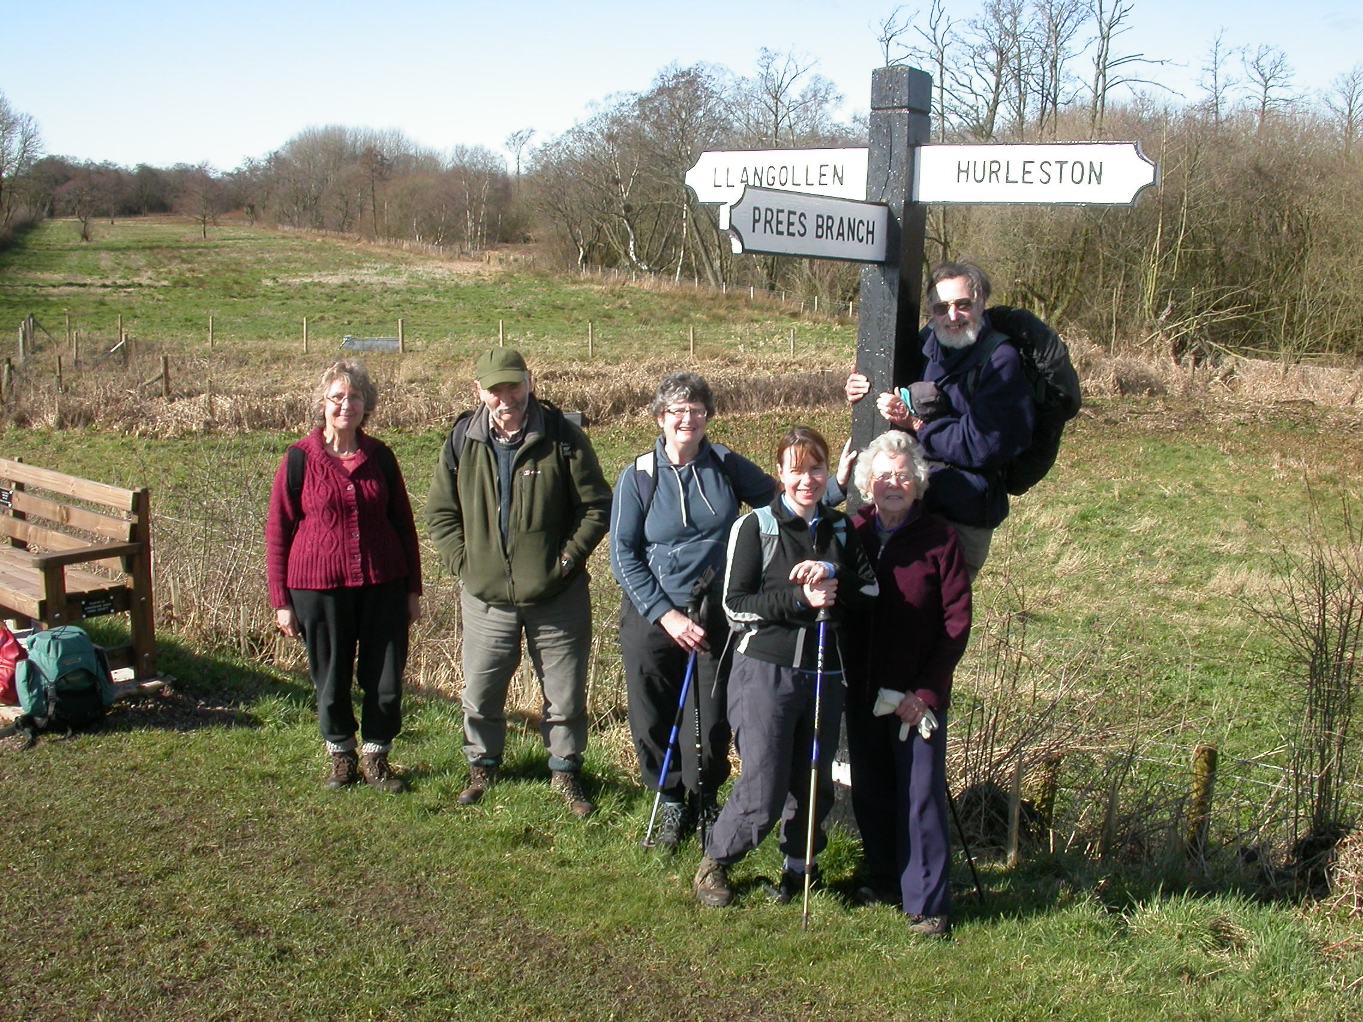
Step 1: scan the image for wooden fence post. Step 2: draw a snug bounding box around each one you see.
[498,319,504,347]
[398,318,405,353]
[2,359,11,399]
[1185,744,1218,863]
[56,355,64,393]
[302,317,309,354]
[1035,755,1062,855]
[587,321,594,358]
[161,355,170,399]
[208,315,214,350]
[1006,751,1024,868]
[689,325,695,357]
[789,328,795,355]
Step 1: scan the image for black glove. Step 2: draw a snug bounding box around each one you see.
[907,381,948,420]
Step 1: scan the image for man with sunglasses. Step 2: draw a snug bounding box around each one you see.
[845,261,1035,578]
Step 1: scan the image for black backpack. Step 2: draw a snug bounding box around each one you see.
[964,305,1082,496]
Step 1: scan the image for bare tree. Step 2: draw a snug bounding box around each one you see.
[1086,0,1167,133]
[875,4,918,65]
[1324,64,1362,156]
[1033,0,1089,137]
[505,128,535,182]
[1197,30,1236,131]
[0,91,42,228]
[736,48,843,146]
[1243,44,1295,135]
[174,163,228,240]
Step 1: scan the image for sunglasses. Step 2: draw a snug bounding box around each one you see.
[930,298,976,316]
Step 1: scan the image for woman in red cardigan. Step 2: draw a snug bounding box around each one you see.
[266,361,422,793]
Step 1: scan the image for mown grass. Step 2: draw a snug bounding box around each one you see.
[0,218,854,361]
[2,217,1362,1020]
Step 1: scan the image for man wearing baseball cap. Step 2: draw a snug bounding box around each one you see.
[427,348,612,817]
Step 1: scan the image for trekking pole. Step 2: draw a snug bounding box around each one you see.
[802,608,832,931]
[691,593,709,849]
[946,782,987,904]
[641,647,699,849]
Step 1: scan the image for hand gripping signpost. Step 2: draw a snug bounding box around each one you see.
[686,65,1157,466]
[685,65,1156,924]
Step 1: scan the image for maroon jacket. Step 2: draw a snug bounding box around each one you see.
[845,505,971,711]
[265,429,422,609]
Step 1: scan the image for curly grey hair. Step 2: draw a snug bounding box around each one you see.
[649,371,715,419]
[928,260,992,306]
[853,429,931,498]
[312,359,379,429]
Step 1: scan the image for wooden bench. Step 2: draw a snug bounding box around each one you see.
[0,458,157,682]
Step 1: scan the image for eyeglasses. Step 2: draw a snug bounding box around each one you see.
[930,298,976,317]
[325,392,364,407]
[665,406,708,420]
[872,472,916,486]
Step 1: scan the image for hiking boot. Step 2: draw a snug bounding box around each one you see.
[360,750,406,794]
[693,855,734,908]
[550,769,595,819]
[852,877,899,907]
[907,914,951,939]
[691,792,721,838]
[653,799,688,851]
[458,764,498,805]
[771,865,818,905]
[325,750,359,790]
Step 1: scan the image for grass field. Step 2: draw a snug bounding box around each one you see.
[1,218,1361,1020]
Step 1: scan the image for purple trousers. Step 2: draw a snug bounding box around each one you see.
[846,693,951,919]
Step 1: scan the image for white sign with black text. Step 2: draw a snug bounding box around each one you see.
[913,142,1157,205]
[720,187,890,263]
[685,148,869,204]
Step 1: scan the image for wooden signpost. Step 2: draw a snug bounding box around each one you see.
[685,65,1158,469]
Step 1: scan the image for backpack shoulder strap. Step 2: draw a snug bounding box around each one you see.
[633,449,658,512]
[442,411,477,473]
[286,446,306,512]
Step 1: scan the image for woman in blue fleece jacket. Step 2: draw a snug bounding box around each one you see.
[610,371,775,849]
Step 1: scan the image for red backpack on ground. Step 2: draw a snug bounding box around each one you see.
[0,625,27,705]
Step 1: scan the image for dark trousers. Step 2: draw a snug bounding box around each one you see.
[846,691,951,918]
[291,579,409,747]
[620,597,731,801]
[705,651,844,865]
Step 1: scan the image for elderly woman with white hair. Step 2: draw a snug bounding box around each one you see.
[842,429,971,938]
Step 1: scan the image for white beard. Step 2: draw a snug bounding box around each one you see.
[935,320,981,350]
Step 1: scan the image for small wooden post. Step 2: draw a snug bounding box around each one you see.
[1006,752,1024,868]
[398,318,405,353]
[789,328,795,355]
[689,325,695,357]
[71,327,79,367]
[302,317,309,353]
[1035,755,1062,854]
[160,355,170,398]
[1185,744,1218,863]
[208,315,214,350]
[65,310,71,347]
[814,295,820,313]
[16,326,24,363]
[2,359,11,399]
[118,313,123,343]
[749,285,755,300]
[498,320,504,347]
[587,321,594,358]
[55,355,64,393]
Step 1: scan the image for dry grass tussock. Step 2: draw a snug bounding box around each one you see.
[3,328,1357,437]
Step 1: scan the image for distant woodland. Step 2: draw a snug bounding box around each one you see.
[3,1,1361,358]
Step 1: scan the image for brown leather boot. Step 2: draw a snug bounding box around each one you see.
[359,750,406,794]
[458,764,498,805]
[325,750,359,790]
[693,855,734,908]
[550,769,595,819]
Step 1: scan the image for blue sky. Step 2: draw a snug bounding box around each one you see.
[3,0,1358,172]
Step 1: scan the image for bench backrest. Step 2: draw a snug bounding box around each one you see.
[0,458,148,577]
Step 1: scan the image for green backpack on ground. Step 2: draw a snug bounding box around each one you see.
[16,625,114,730]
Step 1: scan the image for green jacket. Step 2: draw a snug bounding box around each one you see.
[427,395,612,606]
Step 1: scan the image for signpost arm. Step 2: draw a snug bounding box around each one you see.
[851,66,932,506]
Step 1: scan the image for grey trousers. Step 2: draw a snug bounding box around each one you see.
[948,521,993,582]
[704,651,845,866]
[459,571,591,772]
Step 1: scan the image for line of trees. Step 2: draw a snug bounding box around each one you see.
[3,0,1362,358]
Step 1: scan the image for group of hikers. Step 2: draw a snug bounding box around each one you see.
[266,260,1058,939]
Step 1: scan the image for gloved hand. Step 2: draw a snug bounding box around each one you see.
[872,688,939,741]
[905,381,948,420]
